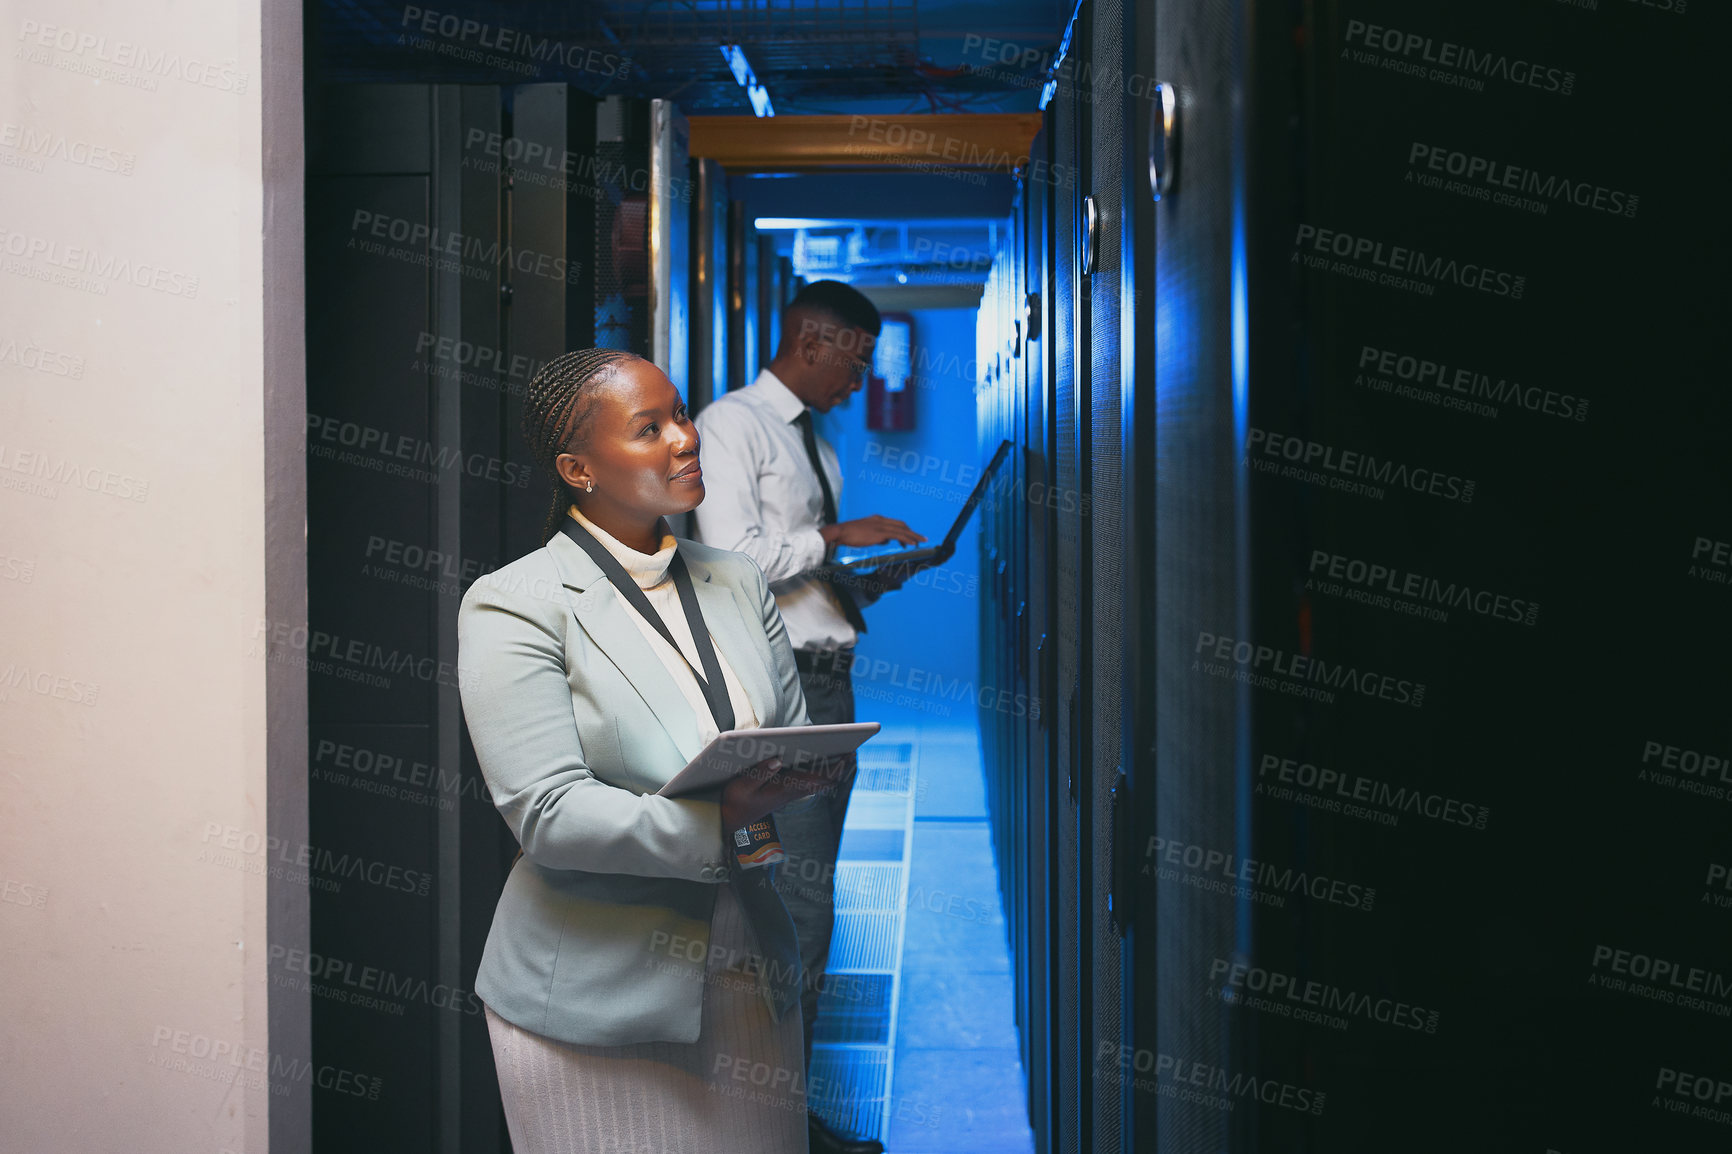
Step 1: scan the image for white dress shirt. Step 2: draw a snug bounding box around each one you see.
[567,505,759,744]
[690,369,858,653]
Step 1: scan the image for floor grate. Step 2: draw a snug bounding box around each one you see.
[833,863,902,912]
[806,731,916,1142]
[828,911,899,971]
[854,742,914,794]
[813,972,894,1045]
[808,1047,890,1143]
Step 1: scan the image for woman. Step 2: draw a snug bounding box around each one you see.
[457,348,829,1153]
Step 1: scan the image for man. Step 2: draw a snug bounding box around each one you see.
[692,280,942,1154]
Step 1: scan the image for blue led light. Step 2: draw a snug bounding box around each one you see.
[720,44,774,117]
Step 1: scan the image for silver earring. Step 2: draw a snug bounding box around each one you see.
[585,480,594,493]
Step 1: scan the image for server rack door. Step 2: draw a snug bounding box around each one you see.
[1235,1,1732,1151]
[1022,129,1060,1154]
[1123,1,1162,1149]
[648,99,689,390]
[1140,0,1253,1149]
[1048,17,1091,1151]
[307,89,444,1154]
[726,200,753,392]
[306,82,522,1154]
[755,235,779,370]
[506,84,599,549]
[1085,0,1134,1146]
[689,157,728,410]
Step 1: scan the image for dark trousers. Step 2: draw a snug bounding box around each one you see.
[775,647,856,1069]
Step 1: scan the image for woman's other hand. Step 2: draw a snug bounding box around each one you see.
[720,756,838,831]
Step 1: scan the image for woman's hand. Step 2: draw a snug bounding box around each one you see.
[720,756,839,832]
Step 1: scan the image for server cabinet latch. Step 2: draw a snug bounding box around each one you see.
[1016,600,1027,679]
[1149,81,1179,201]
[1066,680,1080,801]
[1023,292,1041,343]
[1035,632,1051,731]
[1108,768,1130,935]
[1081,196,1100,275]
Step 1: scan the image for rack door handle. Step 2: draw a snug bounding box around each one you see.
[1081,195,1100,275]
[1149,81,1178,201]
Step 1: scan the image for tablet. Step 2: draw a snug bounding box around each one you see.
[656,722,882,798]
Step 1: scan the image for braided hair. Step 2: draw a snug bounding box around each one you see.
[522,347,643,543]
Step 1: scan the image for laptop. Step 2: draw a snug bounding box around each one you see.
[825,439,1014,572]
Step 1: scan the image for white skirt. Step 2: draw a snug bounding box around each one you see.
[484,882,808,1154]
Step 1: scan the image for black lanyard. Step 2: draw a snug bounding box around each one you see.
[559,517,737,735]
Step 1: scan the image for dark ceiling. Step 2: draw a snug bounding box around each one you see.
[315,0,1069,115]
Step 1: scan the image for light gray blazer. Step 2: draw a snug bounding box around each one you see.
[457,529,810,1047]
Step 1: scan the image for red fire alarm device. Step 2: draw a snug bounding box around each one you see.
[867,313,915,432]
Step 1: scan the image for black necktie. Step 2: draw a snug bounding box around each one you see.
[792,409,868,635]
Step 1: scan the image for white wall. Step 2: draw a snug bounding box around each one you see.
[0,2,303,1151]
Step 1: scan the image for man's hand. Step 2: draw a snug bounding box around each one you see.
[819,515,926,549]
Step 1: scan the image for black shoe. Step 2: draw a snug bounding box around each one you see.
[807,1110,885,1154]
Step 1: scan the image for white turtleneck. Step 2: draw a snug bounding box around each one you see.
[568,505,758,745]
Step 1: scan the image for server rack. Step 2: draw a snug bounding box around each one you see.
[978,1,1732,1152]
[304,84,710,1154]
